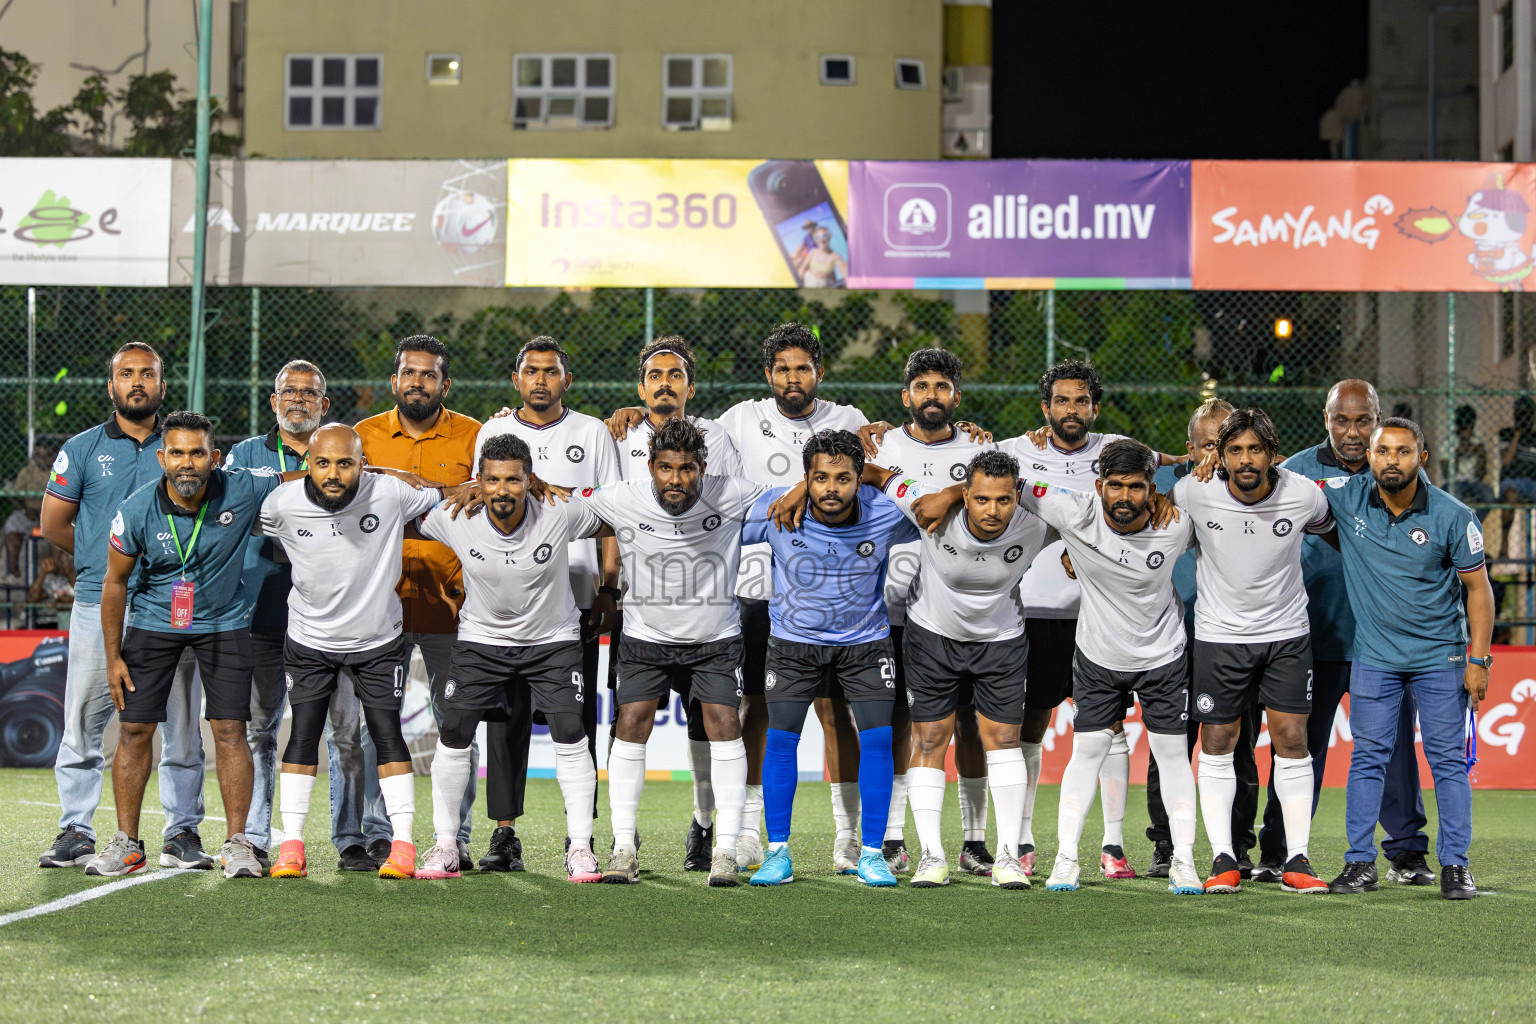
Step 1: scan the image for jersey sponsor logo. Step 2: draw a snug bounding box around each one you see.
[216,509,235,526]
[1032,482,1049,497]
[702,513,722,532]
[565,444,585,463]
[97,453,114,476]
[52,450,69,474]
[1273,518,1293,537]
[630,448,646,459]
[856,540,876,557]
[942,543,958,555]
[297,528,312,537]
[1243,520,1255,535]
[758,419,775,438]
[533,542,553,564]
[896,478,916,498]
[1205,520,1223,530]
[1146,550,1165,569]
[469,548,485,560]
[1004,544,1024,563]
[1468,520,1484,554]
[444,679,457,700]
[791,538,808,548]
[1326,475,1348,489]
[1410,527,1429,546]
[949,463,967,481]
[360,514,380,533]
[638,522,656,532]
[1196,692,1215,714]
[581,487,595,497]
[110,510,125,536]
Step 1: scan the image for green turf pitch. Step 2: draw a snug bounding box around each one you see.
[0,770,1531,1023]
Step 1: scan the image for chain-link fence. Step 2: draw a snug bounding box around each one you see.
[2,284,1533,637]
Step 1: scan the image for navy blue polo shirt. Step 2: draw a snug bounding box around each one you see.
[1322,472,1485,672]
[44,415,166,603]
[1281,440,1364,662]
[224,428,307,635]
[109,466,283,634]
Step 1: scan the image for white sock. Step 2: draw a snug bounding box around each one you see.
[1099,730,1129,849]
[740,784,763,840]
[1056,729,1113,863]
[1148,732,1197,864]
[278,771,317,841]
[554,739,597,848]
[1020,740,1043,849]
[885,773,908,842]
[431,741,473,845]
[688,738,715,828]
[1272,754,1314,861]
[608,738,647,848]
[958,775,988,843]
[1198,750,1237,861]
[379,772,415,845]
[710,739,747,856]
[907,766,947,858]
[830,781,860,842]
[986,748,1027,858]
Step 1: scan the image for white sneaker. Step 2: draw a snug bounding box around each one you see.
[1168,857,1204,895]
[735,830,763,871]
[1045,853,1081,891]
[833,835,860,875]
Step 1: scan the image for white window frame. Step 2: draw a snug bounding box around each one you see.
[662,53,733,130]
[284,53,383,131]
[511,52,615,130]
[894,57,926,91]
[820,54,856,86]
[426,53,461,85]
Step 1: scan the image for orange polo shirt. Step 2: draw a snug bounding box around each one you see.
[355,406,481,635]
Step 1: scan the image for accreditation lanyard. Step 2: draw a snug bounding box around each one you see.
[277,448,307,472]
[166,503,207,630]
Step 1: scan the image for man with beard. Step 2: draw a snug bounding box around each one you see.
[471,336,620,871]
[87,411,300,878]
[576,419,768,886]
[415,435,609,883]
[39,344,210,872]
[356,336,482,870]
[259,425,448,880]
[1250,380,1432,886]
[225,360,372,872]
[1014,440,1205,896]
[1172,408,1333,894]
[1319,419,1493,901]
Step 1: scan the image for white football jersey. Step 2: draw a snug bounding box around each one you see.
[259,473,440,653]
[871,424,998,626]
[417,498,601,646]
[579,475,768,645]
[717,396,869,600]
[617,414,743,482]
[472,407,620,607]
[999,430,1127,620]
[1172,467,1332,644]
[1021,482,1195,672]
[886,475,1053,643]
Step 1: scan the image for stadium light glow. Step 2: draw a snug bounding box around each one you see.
[1273,316,1293,340]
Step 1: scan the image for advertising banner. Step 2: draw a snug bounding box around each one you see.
[0,158,170,285]
[169,159,506,286]
[0,631,67,769]
[1192,160,1536,291]
[847,159,1191,289]
[504,159,850,288]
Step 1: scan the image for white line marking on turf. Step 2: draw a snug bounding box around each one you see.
[0,869,192,928]
[8,799,226,823]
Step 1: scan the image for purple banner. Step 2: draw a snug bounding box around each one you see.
[847,160,1191,289]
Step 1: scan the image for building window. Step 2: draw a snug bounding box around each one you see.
[285,54,382,130]
[820,55,855,86]
[513,53,614,129]
[427,53,461,85]
[895,57,926,90]
[1500,3,1514,74]
[663,54,732,130]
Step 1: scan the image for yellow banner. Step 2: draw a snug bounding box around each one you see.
[505,159,849,287]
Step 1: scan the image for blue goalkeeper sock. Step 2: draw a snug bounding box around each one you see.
[763,728,802,844]
[857,726,894,847]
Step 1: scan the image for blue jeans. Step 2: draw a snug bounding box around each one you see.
[1346,663,1473,867]
[245,631,369,853]
[54,600,206,841]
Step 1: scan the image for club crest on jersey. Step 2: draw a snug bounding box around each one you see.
[949,463,967,482]
[702,514,722,532]
[216,509,235,526]
[444,680,456,700]
[533,543,553,564]
[1196,693,1214,713]
[360,514,380,533]
[764,671,776,691]
[566,445,585,463]
[285,673,294,692]
[856,540,876,557]
[1272,518,1293,537]
[1004,545,1024,563]
[1410,527,1429,546]
[1146,551,1165,569]
[97,453,115,476]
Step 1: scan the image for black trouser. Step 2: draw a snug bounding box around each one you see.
[1257,659,1428,860]
[484,616,601,822]
[1146,689,1261,855]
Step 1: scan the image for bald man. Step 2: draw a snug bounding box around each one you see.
[1251,380,1432,885]
[255,425,449,880]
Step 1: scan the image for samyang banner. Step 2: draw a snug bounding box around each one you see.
[847,159,1191,289]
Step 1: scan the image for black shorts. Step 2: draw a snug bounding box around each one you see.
[120,627,252,724]
[764,635,896,704]
[1024,618,1076,710]
[1192,635,1314,724]
[739,598,770,697]
[903,621,1027,726]
[445,638,585,718]
[284,634,407,711]
[1072,650,1189,734]
[616,635,744,709]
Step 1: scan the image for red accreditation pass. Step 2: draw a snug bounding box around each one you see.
[170,580,195,629]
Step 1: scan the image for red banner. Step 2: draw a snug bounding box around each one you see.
[1192,161,1536,291]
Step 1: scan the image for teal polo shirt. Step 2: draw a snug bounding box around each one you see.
[224,427,307,634]
[1281,440,1364,662]
[1321,472,1485,672]
[108,466,283,634]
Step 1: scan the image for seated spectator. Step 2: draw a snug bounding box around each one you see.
[26,548,75,629]
[1449,404,1494,505]
[2,447,52,586]
[1498,396,1536,503]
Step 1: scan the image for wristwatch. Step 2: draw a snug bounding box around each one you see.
[1469,654,1493,668]
[599,585,623,601]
